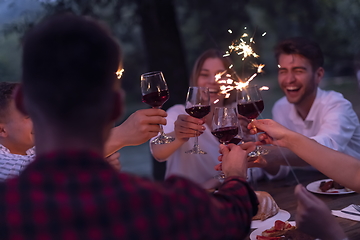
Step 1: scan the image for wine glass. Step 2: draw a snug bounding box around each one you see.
[141,71,175,144]
[185,86,210,154]
[237,85,269,157]
[211,107,239,180]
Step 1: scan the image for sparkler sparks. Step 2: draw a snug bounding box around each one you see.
[214,29,268,100]
[116,68,124,79]
[223,30,259,60]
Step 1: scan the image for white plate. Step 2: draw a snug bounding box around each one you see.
[250,221,295,240]
[306,179,355,195]
[251,209,290,229]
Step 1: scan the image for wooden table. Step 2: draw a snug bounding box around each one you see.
[249,169,360,239]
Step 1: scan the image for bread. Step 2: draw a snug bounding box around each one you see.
[252,191,280,221]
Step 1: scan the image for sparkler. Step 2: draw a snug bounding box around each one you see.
[215,29,300,185]
[214,28,268,99]
[116,68,124,79]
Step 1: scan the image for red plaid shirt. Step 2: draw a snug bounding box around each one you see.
[0,151,258,240]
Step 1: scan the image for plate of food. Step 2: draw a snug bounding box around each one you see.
[306,179,355,195]
[251,191,290,229]
[250,220,315,240]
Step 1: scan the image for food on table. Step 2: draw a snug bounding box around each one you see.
[253,191,280,221]
[256,220,315,240]
[319,180,345,192]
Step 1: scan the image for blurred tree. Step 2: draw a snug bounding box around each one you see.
[136,0,188,109]
[246,0,360,76]
[1,0,360,180]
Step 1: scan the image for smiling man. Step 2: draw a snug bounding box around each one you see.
[262,37,360,179]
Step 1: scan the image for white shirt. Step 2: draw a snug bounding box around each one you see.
[151,104,263,185]
[273,88,360,158]
[270,88,360,178]
[0,144,35,181]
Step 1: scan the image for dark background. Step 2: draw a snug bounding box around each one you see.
[1,0,360,179]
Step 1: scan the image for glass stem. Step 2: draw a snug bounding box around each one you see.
[159,124,165,136]
[154,106,165,137]
[251,119,260,143]
[194,131,199,149]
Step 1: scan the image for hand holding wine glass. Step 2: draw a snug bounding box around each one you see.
[141,71,175,144]
[211,107,239,180]
[211,107,239,145]
[237,85,269,157]
[185,86,210,154]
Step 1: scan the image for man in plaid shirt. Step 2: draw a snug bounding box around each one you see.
[0,14,258,239]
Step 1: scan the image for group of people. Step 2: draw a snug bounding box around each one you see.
[0,12,359,240]
[150,34,360,239]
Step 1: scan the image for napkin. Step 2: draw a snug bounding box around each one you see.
[332,205,360,221]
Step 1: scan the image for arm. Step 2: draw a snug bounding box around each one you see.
[294,184,346,240]
[252,119,360,192]
[158,175,258,239]
[125,141,258,239]
[163,142,257,239]
[104,108,167,157]
[259,145,309,175]
[306,98,359,153]
[150,114,205,161]
[104,151,121,171]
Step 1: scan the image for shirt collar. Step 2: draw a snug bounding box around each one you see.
[304,88,321,122]
[0,144,35,156]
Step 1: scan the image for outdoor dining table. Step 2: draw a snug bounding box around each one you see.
[247,168,360,240]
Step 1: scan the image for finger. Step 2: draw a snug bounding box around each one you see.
[226,143,238,150]
[145,124,162,133]
[214,163,222,171]
[240,142,256,151]
[294,184,317,206]
[112,152,120,158]
[175,118,205,130]
[176,125,204,136]
[145,116,167,125]
[178,114,204,125]
[219,144,230,155]
[142,108,167,117]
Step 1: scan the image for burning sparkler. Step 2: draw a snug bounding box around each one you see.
[116,68,124,79]
[214,28,268,100]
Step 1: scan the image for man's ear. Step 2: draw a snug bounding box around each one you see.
[13,84,29,116]
[315,67,324,85]
[0,124,7,138]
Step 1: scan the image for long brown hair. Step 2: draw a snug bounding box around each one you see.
[189,49,237,105]
[189,49,235,86]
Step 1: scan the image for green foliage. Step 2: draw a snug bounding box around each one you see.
[0,34,21,82]
[1,0,360,94]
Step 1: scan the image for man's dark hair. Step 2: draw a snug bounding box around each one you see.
[274,37,324,71]
[21,13,121,129]
[0,82,19,122]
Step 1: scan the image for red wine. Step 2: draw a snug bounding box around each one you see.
[211,126,239,144]
[237,100,264,119]
[229,137,242,145]
[142,90,169,108]
[185,105,210,118]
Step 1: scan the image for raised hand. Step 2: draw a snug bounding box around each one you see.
[105,151,121,171]
[105,108,167,156]
[174,114,205,141]
[248,119,290,147]
[294,184,346,240]
[217,144,247,179]
[216,142,267,170]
